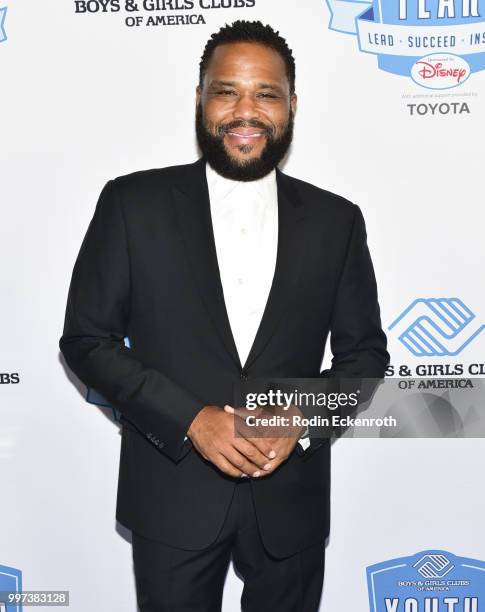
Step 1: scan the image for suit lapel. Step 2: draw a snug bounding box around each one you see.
[243,168,306,370]
[171,158,306,372]
[171,158,242,369]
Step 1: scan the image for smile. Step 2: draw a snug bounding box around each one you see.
[226,132,265,138]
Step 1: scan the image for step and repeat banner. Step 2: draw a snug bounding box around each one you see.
[1,0,484,610]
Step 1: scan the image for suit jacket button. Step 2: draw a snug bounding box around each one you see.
[240,371,248,380]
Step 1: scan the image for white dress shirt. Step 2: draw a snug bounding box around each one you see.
[206,161,278,368]
[204,162,309,451]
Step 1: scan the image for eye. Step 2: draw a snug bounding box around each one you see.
[216,90,236,96]
[257,92,278,99]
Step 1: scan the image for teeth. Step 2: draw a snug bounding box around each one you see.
[227,132,263,138]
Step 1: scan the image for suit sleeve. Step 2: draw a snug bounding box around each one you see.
[314,203,389,440]
[320,203,389,380]
[59,179,205,462]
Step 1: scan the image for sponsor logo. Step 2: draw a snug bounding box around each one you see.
[406,101,470,115]
[411,53,470,88]
[0,6,7,43]
[326,0,485,88]
[367,550,484,611]
[72,0,256,29]
[0,563,22,612]
[414,553,454,579]
[388,298,484,357]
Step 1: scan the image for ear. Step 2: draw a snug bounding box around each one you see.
[290,93,297,115]
[196,85,202,106]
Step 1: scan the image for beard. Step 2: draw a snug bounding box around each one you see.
[195,103,294,181]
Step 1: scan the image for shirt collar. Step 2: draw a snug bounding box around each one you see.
[205,160,277,205]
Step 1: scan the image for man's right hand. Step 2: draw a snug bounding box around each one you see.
[187,405,276,478]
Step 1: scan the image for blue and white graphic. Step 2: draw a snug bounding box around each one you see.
[413,553,454,578]
[0,563,22,612]
[0,7,7,44]
[326,0,485,88]
[389,297,484,357]
[367,550,485,611]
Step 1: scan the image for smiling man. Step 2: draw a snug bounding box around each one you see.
[59,20,389,612]
[195,32,296,181]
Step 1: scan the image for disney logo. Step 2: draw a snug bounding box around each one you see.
[416,60,467,83]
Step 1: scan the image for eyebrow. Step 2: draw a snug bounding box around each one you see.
[257,82,282,91]
[208,80,237,88]
[208,80,285,93]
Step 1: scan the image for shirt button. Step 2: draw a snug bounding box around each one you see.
[241,227,247,235]
[237,277,244,285]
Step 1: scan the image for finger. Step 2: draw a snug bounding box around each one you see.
[241,436,278,460]
[214,453,248,478]
[251,446,288,473]
[233,438,274,471]
[220,445,265,478]
[234,427,277,460]
[233,405,263,415]
[231,412,277,450]
[225,404,264,418]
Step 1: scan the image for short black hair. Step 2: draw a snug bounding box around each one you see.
[199,20,296,95]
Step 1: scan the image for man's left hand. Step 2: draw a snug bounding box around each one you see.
[224,403,306,477]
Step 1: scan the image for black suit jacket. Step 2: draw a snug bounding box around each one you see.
[59,157,389,557]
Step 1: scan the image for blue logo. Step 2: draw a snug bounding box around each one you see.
[0,7,7,44]
[388,298,484,356]
[326,1,485,88]
[0,563,22,612]
[367,549,485,611]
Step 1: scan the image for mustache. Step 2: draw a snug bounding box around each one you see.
[216,120,273,138]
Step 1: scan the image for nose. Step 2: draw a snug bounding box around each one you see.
[233,92,259,121]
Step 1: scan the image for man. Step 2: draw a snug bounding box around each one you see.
[59,20,389,612]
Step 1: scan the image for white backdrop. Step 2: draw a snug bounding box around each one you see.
[1,0,484,609]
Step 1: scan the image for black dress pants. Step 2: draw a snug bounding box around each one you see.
[131,479,326,612]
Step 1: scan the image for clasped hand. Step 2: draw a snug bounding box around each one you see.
[187,403,306,479]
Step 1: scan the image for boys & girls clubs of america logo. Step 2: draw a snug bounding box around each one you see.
[367,550,485,611]
[326,1,485,89]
